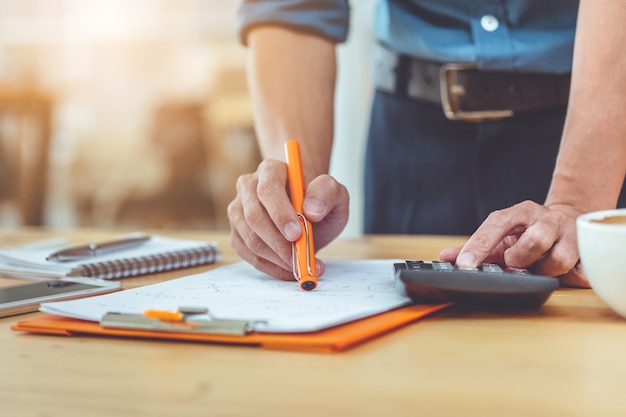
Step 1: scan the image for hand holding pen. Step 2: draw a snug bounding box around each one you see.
[227,140,350,282]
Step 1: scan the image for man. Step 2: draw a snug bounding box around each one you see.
[228,0,626,287]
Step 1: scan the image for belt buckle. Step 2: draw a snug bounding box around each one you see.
[440,63,514,122]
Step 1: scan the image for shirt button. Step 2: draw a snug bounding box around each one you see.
[480,15,499,32]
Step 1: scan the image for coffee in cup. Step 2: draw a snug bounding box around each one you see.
[589,214,626,225]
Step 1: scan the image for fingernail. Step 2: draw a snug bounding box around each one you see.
[303,198,326,217]
[456,252,477,267]
[315,259,324,276]
[283,221,302,241]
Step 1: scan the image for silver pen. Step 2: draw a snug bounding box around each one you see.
[46,234,152,262]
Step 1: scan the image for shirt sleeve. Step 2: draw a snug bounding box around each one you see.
[237,0,350,46]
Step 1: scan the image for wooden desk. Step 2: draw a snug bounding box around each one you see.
[1,229,625,417]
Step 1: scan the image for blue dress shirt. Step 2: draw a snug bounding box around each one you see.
[237,0,578,74]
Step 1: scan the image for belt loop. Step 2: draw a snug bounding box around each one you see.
[372,44,398,94]
[394,54,411,99]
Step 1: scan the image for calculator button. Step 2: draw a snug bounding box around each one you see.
[432,262,454,271]
[456,266,479,272]
[480,263,504,273]
[506,267,530,275]
[406,261,432,270]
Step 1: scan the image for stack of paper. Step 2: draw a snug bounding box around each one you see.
[40,260,412,333]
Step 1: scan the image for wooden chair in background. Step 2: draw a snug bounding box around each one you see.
[0,84,53,226]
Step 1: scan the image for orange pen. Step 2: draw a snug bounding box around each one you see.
[284,139,317,291]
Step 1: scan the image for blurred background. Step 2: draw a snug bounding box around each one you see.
[0,0,375,235]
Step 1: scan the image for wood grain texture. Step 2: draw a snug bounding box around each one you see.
[1,229,625,417]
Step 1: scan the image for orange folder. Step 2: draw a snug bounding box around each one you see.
[11,303,450,353]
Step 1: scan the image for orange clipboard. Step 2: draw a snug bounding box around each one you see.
[11,303,450,353]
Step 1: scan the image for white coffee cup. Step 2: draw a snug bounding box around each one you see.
[577,208,626,318]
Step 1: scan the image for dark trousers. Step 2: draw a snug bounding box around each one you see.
[363,90,626,235]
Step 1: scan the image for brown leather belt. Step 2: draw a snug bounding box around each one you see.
[373,44,571,121]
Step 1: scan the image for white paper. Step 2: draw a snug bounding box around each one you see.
[40,260,412,333]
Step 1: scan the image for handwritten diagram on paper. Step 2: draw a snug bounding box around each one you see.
[40,260,412,333]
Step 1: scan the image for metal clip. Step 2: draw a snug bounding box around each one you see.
[100,306,253,336]
[291,213,314,281]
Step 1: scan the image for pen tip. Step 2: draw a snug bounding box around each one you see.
[301,281,316,291]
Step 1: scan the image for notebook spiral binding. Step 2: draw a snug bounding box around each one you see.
[68,244,220,280]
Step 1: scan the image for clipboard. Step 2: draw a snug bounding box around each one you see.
[11,303,450,353]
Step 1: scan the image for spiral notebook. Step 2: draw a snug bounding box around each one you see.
[0,234,220,281]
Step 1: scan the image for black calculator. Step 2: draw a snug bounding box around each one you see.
[394,260,559,309]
